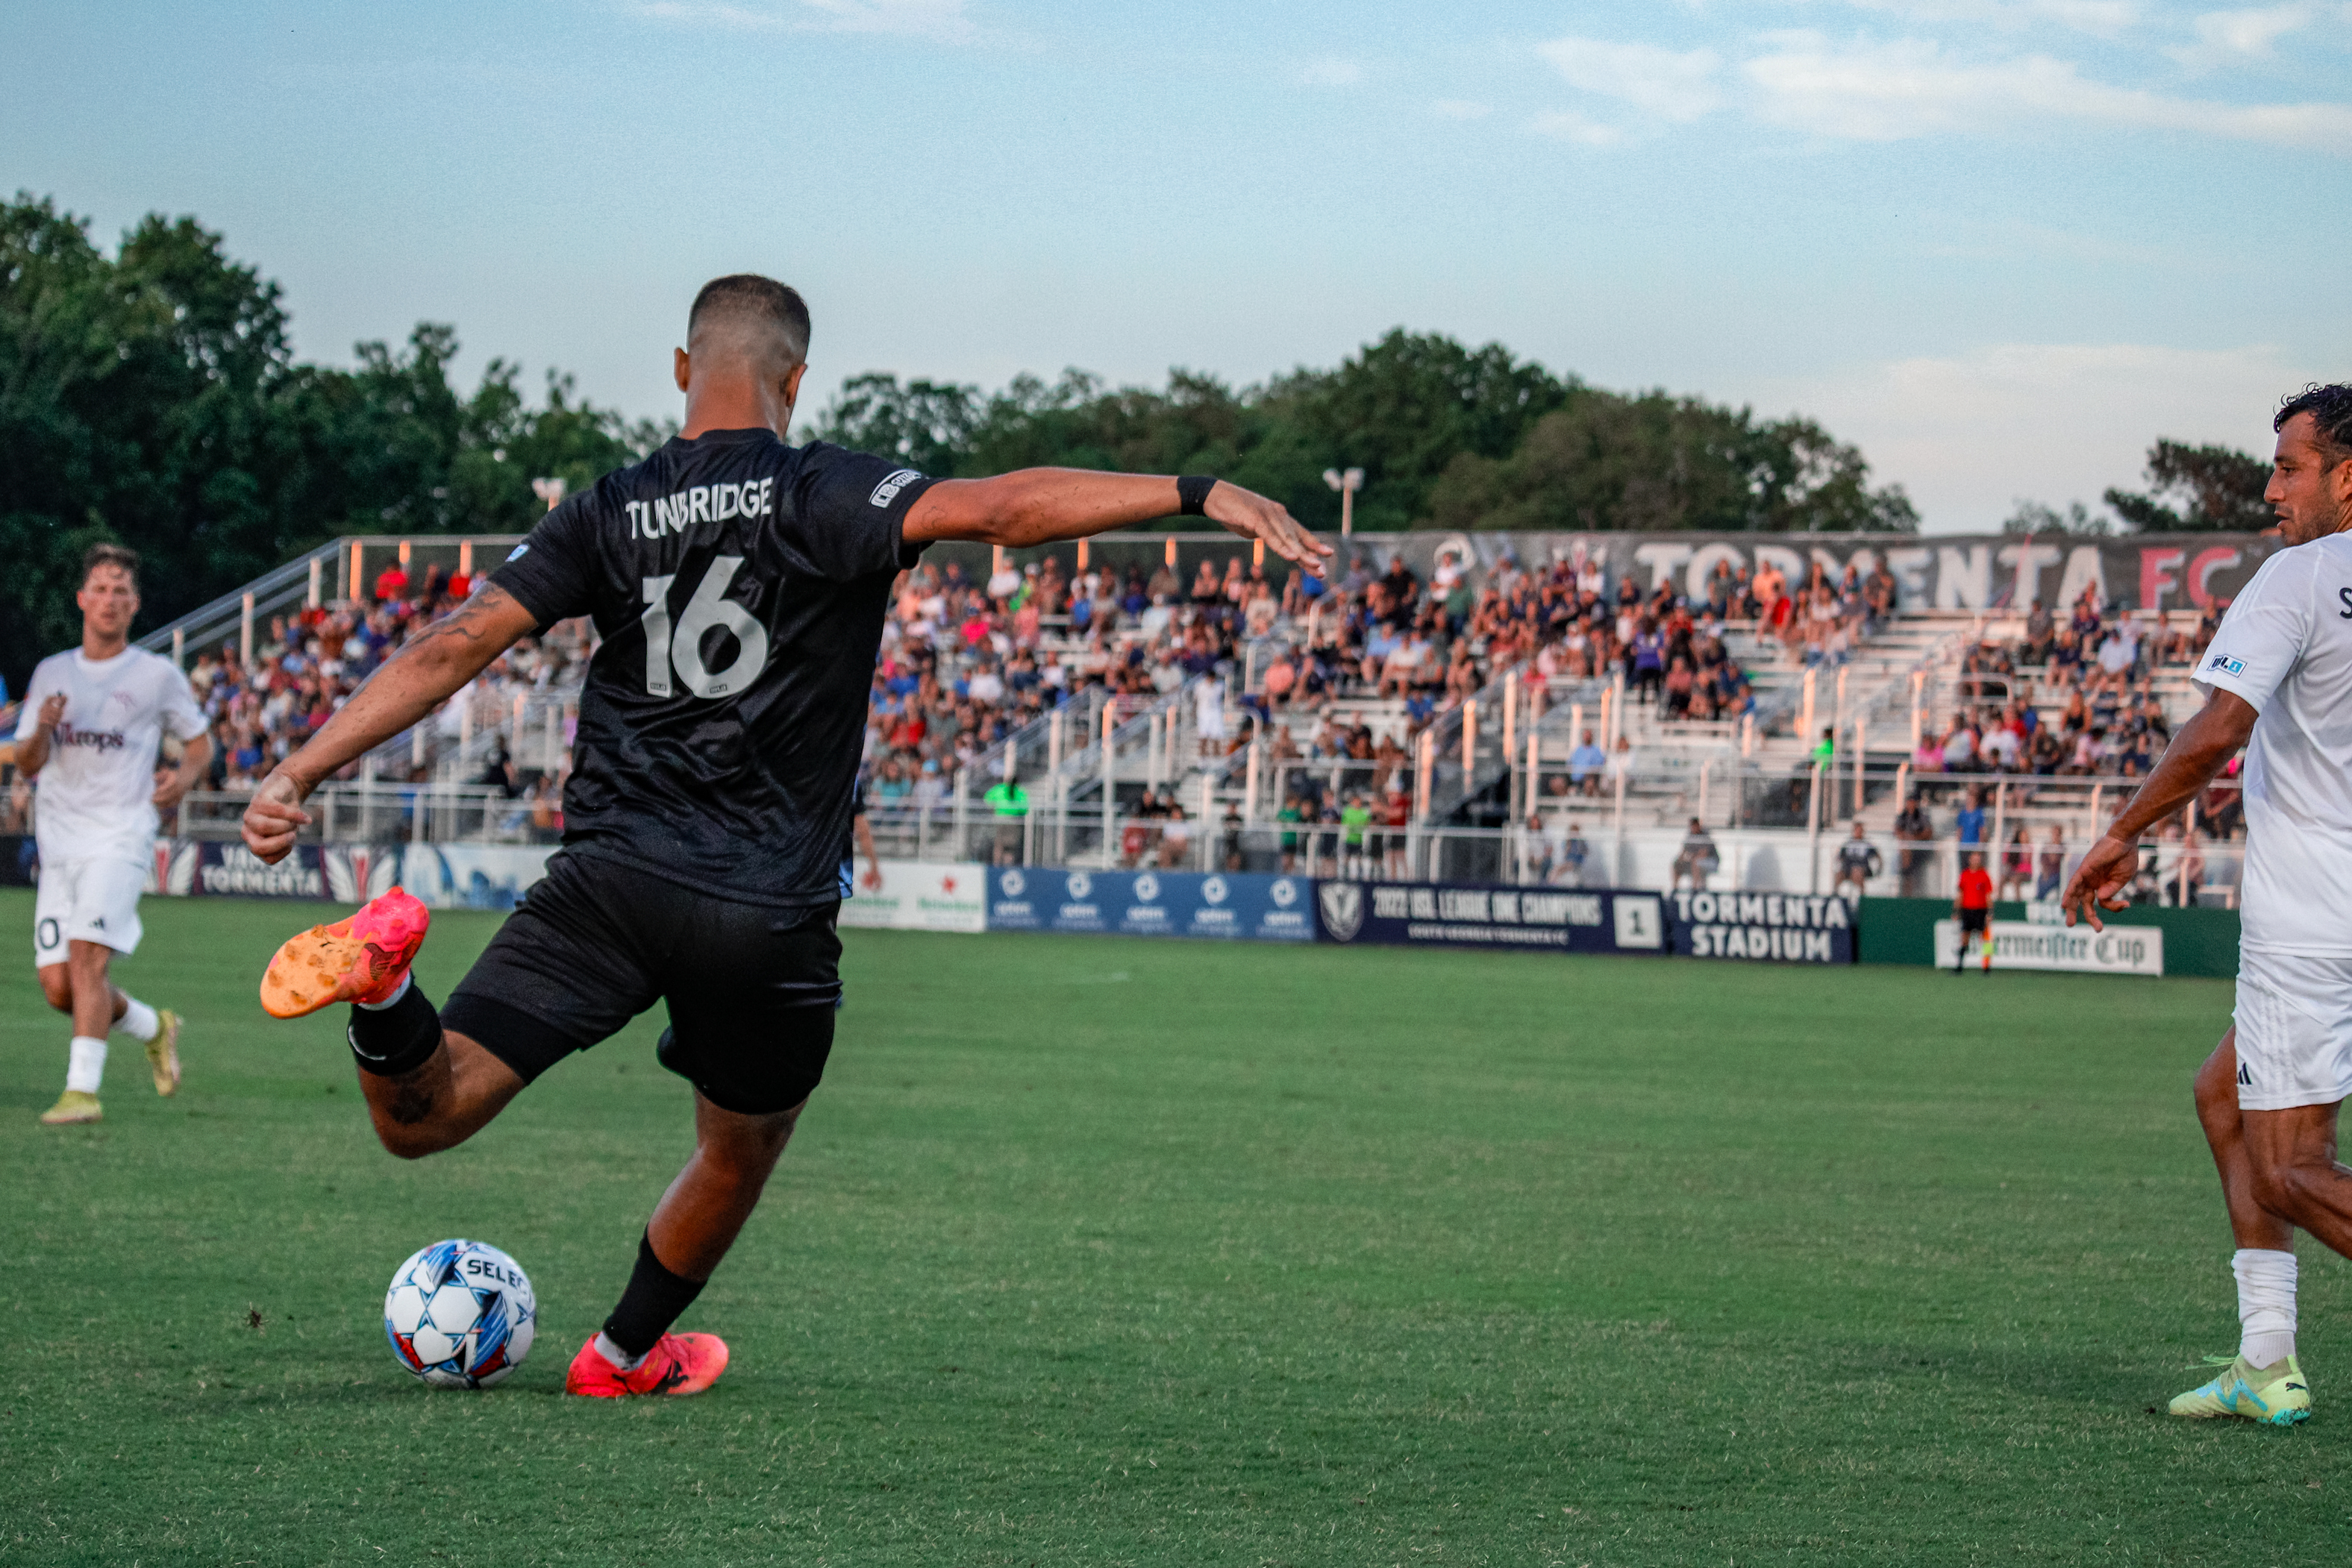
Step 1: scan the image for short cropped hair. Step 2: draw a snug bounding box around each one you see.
[687,275,811,369]
[82,542,140,590]
[2277,383,2352,467]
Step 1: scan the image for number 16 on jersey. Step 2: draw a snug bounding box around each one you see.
[639,556,770,700]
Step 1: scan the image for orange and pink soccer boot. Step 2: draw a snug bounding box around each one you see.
[259,887,431,1018]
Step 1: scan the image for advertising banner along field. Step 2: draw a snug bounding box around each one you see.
[839,862,988,933]
[1667,889,1857,965]
[985,868,1315,941]
[1933,918,2164,976]
[1311,879,1666,955]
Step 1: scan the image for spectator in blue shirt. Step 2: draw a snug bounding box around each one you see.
[1955,785,1987,848]
[1568,729,1607,797]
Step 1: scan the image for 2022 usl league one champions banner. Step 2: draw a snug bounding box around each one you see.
[1666,889,1857,964]
[986,868,1315,941]
[1311,879,1666,955]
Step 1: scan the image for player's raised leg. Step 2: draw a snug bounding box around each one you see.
[259,885,527,1155]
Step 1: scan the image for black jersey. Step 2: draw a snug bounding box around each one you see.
[492,427,935,907]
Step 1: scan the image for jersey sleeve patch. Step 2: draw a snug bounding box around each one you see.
[492,498,598,629]
[792,445,936,582]
[2190,549,2315,714]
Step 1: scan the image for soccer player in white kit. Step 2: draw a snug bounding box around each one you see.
[13,545,211,1125]
[2065,384,2352,1426]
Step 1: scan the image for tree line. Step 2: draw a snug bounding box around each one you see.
[2,191,2271,691]
[813,332,1925,541]
[0,193,660,691]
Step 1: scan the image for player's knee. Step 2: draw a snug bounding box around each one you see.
[38,968,72,1011]
[2249,1158,2312,1221]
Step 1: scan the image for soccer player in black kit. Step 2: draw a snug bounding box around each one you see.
[242,275,1332,1396]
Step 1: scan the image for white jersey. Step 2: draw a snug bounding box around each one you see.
[2194,533,2352,954]
[13,645,206,868]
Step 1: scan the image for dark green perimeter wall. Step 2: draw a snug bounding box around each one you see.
[1858,897,2240,979]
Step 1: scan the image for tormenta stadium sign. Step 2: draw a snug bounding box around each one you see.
[934,530,2280,614]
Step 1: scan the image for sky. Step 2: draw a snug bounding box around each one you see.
[7,0,2349,533]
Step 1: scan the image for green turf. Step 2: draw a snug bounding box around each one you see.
[1,888,2342,1565]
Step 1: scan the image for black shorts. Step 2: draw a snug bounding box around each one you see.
[1958,908,1989,933]
[439,850,842,1115]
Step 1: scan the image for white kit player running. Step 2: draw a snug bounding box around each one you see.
[13,545,211,1125]
[2065,383,2352,1426]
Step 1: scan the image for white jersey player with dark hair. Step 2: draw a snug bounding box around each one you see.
[2064,383,2352,1426]
[13,544,212,1125]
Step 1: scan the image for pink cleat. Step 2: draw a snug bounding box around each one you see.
[259,888,431,1018]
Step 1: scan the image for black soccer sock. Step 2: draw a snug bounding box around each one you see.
[345,981,444,1078]
[601,1231,707,1359]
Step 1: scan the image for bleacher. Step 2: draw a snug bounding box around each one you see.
[0,529,2242,907]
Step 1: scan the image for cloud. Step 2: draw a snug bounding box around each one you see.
[1753,342,2310,533]
[1431,98,1494,119]
[1536,37,1724,122]
[2168,4,2315,68]
[1839,0,2139,35]
[1527,109,1628,145]
[628,0,975,42]
[1744,33,2352,148]
[1298,57,1365,87]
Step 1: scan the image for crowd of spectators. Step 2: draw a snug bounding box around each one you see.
[1909,589,2218,787]
[861,551,1265,799]
[183,561,585,835]
[1256,547,1795,736]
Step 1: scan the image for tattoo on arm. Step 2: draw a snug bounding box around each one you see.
[384,1070,439,1126]
[403,583,522,653]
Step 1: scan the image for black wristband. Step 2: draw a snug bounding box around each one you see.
[1175,475,1216,516]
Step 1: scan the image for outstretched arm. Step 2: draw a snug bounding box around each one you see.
[904,471,1333,572]
[241,585,542,862]
[2060,686,2255,929]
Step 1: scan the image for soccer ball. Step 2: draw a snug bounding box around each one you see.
[383,1239,537,1388]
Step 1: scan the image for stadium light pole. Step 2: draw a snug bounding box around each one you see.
[1322,467,1363,538]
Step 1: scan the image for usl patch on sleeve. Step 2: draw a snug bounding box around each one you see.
[2206,652,2244,677]
[869,468,922,508]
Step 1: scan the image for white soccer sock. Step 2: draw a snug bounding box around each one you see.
[65,1035,108,1095]
[592,1331,647,1372]
[2234,1247,2298,1368]
[354,973,413,1012]
[114,997,160,1043]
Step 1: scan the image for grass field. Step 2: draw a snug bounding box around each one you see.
[2,888,2345,1565]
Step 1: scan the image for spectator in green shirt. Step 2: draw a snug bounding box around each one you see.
[1276,796,1304,874]
[983,771,1028,866]
[1340,794,1372,879]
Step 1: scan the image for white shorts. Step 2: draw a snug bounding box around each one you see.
[2233,947,2352,1111]
[32,859,147,968]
